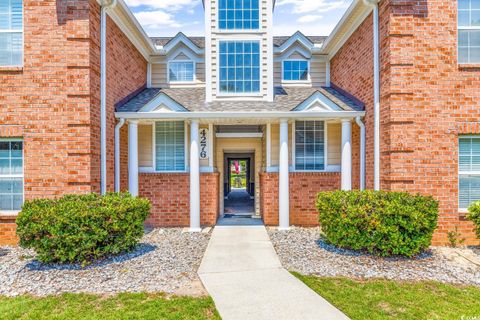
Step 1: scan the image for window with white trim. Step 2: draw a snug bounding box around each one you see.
[295,121,325,171]
[283,60,309,81]
[458,0,480,64]
[459,136,480,209]
[155,122,185,172]
[219,41,260,94]
[0,139,23,211]
[218,0,259,30]
[0,0,23,66]
[169,61,194,83]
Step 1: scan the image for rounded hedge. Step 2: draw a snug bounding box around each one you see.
[16,192,150,265]
[468,201,480,240]
[316,190,438,257]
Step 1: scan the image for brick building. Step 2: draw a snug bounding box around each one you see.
[0,0,479,246]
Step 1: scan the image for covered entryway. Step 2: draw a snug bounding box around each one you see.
[224,154,255,216]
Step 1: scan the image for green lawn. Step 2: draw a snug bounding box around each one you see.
[294,272,480,320]
[0,293,220,320]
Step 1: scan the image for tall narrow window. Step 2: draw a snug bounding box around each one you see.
[219,41,260,94]
[0,0,23,66]
[283,60,309,81]
[0,139,23,211]
[219,0,259,30]
[169,61,195,83]
[459,136,480,209]
[295,121,325,171]
[458,0,480,64]
[155,122,185,172]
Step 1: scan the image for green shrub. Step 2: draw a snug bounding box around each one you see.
[467,201,480,239]
[316,190,438,257]
[16,193,150,265]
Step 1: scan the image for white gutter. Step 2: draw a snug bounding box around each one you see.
[100,0,117,195]
[114,118,125,192]
[355,116,366,190]
[364,0,381,190]
[114,111,366,120]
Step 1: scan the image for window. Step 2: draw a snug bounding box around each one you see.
[219,41,260,94]
[169,61,194,83]
[0,0,23,66]
[0,139,23,211]
[459,136,480,209]
[218,0,259,30]
[283,60,309,81]
[155,122,185,171]
[295,121,325,171]
[458,0,480,63]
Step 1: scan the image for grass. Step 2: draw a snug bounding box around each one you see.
[293,272,480,320]
[0,293,220,320]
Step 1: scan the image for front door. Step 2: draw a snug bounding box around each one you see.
[224,154,255,215]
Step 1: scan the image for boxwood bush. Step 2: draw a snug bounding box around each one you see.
[468,201,480,239]
[16,192,150,265]
[316,190,438,257]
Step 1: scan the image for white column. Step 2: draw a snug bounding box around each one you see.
[208,123,214,169]
[128,120,139,196]
[278,119,290,230]
[266,123,271,170]
[190,120,201,232]
[341,119,352,191]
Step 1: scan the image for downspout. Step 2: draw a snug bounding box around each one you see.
[100,0,117,195]
[364,0,381,190]
[355,116,366,190]
[114,118,125,192]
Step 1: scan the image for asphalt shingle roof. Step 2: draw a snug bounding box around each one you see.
[116,86,364,113]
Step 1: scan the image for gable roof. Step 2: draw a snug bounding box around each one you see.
[116,86,364,114]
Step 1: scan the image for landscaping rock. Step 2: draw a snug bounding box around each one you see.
[268,227,480,286]
[0,228,211,297]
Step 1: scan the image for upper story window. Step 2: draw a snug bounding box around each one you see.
[295,121,325,171]
[0,139,23,211]
[218,0,260,30]
[169,61,195,83]
[458,0,480,64]
[283,60,309,81]
[459,136,480,209]
[219,41,260,94]
[0,0,23,67]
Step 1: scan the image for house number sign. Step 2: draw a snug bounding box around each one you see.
[199,128,209,159]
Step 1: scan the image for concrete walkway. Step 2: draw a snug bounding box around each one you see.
[198,226,349,320]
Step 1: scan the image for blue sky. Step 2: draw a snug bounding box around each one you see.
[124,0,353,37]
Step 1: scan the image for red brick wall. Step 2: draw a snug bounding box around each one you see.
[331,0,479,245]
[0,1,146,245]
[260,172,341,226]
[0,216,17,246]
[140,173,220,227]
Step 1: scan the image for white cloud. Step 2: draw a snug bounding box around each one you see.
[133,10,182,29]
[297,14,323,23]
[125,0,197,11]
[275,0,349,14]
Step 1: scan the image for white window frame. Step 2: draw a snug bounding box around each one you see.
[167,60,196,84]
[217,0,261,32]
[281,59,311,84]
[0,138,24,214]
[216,39,263,97]
[139,121,188,174]
[458,0,480,64]
[292,120,328,172]
[0,0,24,67]
[458,135,480,211]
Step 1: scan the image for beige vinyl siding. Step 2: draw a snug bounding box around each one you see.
[173,53,189,60]
[269,123,292,167]
[327,123,341,166]
[138,124,153,168]
[311,61,327,87]
[274,61,281,86]
[287,52,306,60]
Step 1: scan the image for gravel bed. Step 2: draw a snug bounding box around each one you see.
[0,228,211,297]
[268,227,480,286]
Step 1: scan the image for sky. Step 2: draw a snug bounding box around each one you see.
[124,0,353,37]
